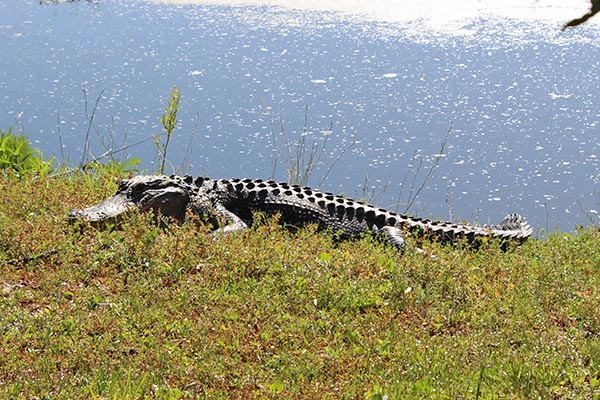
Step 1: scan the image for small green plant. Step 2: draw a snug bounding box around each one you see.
[154,86,181,175]
[0,127,54,178]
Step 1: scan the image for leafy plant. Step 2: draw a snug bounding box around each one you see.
[154,86,181,175]
[0,127,54,178]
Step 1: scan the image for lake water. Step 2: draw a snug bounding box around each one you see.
[2,0,600,232]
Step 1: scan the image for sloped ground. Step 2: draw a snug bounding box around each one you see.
[1,172,599,399]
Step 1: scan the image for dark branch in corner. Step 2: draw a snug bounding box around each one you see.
[562,0,600,30]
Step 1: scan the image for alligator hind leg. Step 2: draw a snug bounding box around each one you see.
[378,225,436,258]
[379,226,405,249]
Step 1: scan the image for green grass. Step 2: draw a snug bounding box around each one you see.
[1,171,600,399]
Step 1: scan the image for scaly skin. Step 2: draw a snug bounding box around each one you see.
[68,175,534,249]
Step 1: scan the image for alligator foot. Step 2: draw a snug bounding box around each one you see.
[378,226,405,249]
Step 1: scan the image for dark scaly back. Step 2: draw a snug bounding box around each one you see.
[210,178,355,232]
[200,178,532,244]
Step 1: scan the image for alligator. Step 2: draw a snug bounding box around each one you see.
[67,174,533,250]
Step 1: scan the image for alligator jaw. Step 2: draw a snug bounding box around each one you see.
[67,193,136,226]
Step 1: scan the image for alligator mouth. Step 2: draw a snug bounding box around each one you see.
[67,193,136,227]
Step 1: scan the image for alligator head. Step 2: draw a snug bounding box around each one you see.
[67,175,194,226]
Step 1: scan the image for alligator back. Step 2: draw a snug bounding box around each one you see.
[201,178,533,246]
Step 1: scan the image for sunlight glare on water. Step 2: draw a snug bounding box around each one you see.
[151,0,591,23]
[150,0,597,37]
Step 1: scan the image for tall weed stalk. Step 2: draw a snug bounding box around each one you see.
[80,87,105,168]
[154,86,181,175]
[264,103,356,187]
[395,123,452,214]
[53,86,141,178]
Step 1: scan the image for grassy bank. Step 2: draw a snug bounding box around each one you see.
[1,171,599,399]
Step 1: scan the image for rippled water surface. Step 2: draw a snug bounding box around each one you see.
[1,0,600,231]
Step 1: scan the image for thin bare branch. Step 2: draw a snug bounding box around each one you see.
[403,121,452,213]
[80,88,105,168]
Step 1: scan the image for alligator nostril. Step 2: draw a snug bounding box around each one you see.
[67,210,81,219]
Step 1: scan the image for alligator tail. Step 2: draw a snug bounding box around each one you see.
[491,213,533,240]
